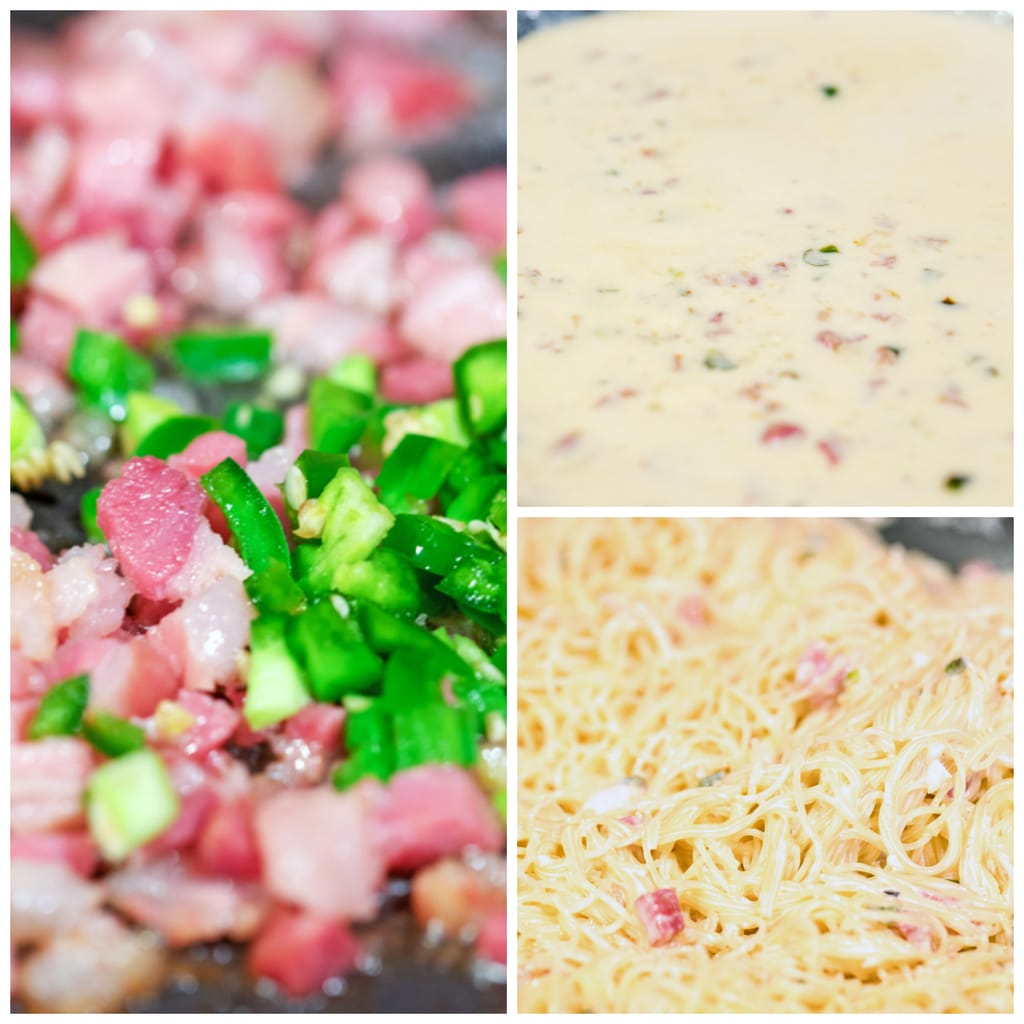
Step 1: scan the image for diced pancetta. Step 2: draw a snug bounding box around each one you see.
[248,906,360,996]
[11,738,94,833]
[376,765,503,873]
[399,261,506,362]
[107,858,268,946]
[254,786,385,920]
[449,169,507,252]
[635,888,685,946]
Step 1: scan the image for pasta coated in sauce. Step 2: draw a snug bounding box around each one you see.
[518,518,1012,1012]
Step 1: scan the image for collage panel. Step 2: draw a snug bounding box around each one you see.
[517,516,1012,1012]
[517,10,1011,507]
[8,7,1019,1020]
[11,10,507,1014]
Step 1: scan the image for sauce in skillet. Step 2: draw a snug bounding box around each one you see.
[518,11,1011,506]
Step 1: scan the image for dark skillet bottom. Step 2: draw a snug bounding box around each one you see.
[12,909,506,1014]
[127,904,506,1014]
[877,519,1012,571]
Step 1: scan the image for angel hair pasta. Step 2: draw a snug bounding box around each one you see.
[517,518,1012,1012]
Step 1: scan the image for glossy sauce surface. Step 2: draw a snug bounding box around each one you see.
[518,12,1011,506]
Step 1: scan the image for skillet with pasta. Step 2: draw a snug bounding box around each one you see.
[517,518,1012,1012]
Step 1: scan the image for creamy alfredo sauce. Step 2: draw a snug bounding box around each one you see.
[518,12,1011,506]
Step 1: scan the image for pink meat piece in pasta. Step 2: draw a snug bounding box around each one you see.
[635,888,685,947]
[795,641,848,709]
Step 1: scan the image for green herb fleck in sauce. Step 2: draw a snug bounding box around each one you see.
[704,350,737,371]
[945,657,966,675]
[821,84,840,98]
[944,474,971,492]
[699,770,726,787]
[802,247,838,267]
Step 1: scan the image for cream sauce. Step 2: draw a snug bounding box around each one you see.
[518,11,1011,506]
